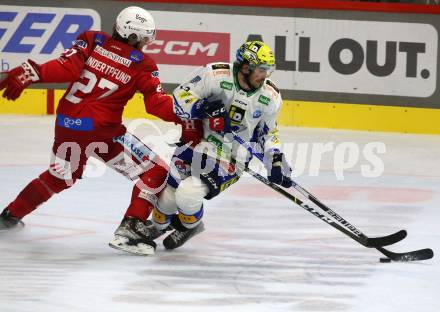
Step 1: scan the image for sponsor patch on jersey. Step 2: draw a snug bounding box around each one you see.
[178,90,192,99]
[209,117,224,132]
[234,99,247,106]
[258,95,270,105]
[220,81,233,91]
[213,69,230,77]
[265,79,280,94]
[185,97,197,105]
[72,39,88,49]
[94,34,105,46]
[206,134,231,157]
[228,105,246,125]
[94,45,132,67]
[110,45,122,51]
[151,71,159,78]
[212,63,230,70]
[190,75,202,84]
[113,133,156,163]
[253,110,262,118]
[129,50,143,63]
[57,114,94,131]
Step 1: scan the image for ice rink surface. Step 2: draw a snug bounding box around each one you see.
[0,115,439,312]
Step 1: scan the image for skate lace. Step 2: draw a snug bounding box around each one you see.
[135,222,150,238]
[172,230,187,242]
[117,218,151,240]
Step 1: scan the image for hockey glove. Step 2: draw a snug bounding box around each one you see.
[201,99,225,118]
[266,150,293,188]
[0,60,40,101]
[201,99,231,133]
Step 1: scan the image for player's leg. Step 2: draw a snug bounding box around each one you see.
[161,176,207,249]
[1,140,86,231]
[101,134,168,255]
[109,166,169,256]
[162,155,240,249]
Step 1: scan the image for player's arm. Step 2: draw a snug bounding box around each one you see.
[0,32,93,100]
[137,68,204,146]
[260,90,293,188]
[38,34,93,83]
[260,108,281,155]
[137,68,181,123]
[172,66,224,120]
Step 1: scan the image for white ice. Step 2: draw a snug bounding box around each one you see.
[0,115,439,312]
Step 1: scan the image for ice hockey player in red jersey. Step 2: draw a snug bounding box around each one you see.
[0,6,201,256]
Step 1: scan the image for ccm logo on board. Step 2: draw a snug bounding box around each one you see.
[143,30,230,66]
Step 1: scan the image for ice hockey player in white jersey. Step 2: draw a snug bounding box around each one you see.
[153,41,293,249]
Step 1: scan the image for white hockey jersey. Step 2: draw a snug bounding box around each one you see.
[172,62,282,162]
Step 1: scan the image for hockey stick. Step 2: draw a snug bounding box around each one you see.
[240,162,433,262]
[161,134,432,261]
[230,133,433,261]
[230,132,405,247]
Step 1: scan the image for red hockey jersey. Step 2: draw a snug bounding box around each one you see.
[38,31,178,140]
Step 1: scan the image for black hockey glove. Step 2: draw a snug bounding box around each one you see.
[201,99,226,118]
[265,150,293,188]
[201,99,231,133]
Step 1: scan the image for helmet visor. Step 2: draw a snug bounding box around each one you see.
[255,63,275,77]
[139,29,156,45]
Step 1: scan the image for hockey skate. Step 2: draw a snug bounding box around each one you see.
[109,217,158,256]
[0,209,25,232]
[163,216,205,250]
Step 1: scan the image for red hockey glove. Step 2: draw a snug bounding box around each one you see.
[180,119,203,147]
[0,60,40,101]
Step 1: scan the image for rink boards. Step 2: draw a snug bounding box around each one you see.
[0,0,440,134]
[1,88,440,134]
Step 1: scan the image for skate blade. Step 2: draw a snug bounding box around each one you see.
[109,236,155,256]
[0,221,25,233]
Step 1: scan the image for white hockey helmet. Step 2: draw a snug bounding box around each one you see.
[115,6,156,44]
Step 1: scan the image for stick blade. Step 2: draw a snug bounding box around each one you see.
[378,247,434,262]
[366,230,407,248]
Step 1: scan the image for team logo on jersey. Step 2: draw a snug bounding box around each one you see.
[94,34,105,46]
[72,40,88,49]
[258,95,270,105]
[253,110,262,118]
[173,95,191,119]
[228,105,246,125]
[220,81,233,90]
[129,50,143,63]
